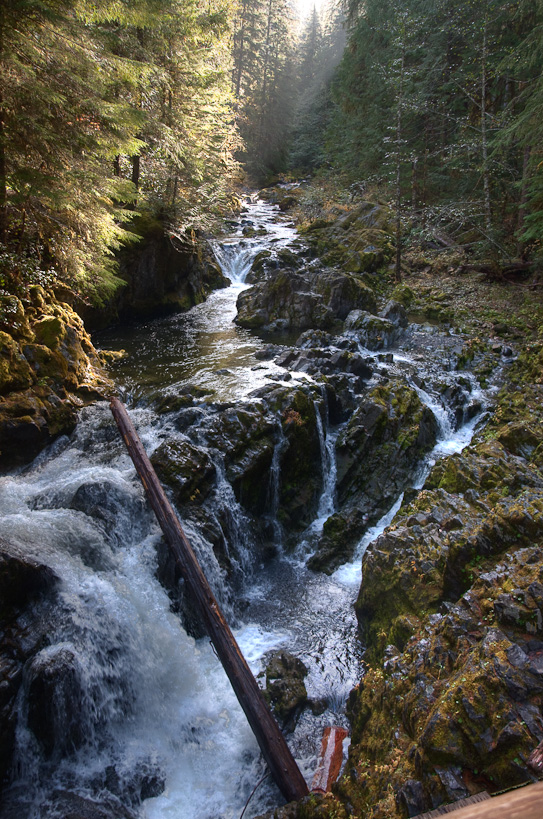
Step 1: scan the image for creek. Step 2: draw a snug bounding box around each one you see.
[0,198,495,819]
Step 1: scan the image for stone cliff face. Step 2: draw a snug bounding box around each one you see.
[81,224,229,330]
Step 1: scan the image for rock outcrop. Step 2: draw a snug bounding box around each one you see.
[236,268,377,334]
[0,287,113,469]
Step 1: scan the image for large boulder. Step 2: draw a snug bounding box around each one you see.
[0,540,59,788]
[335,381,439,527]
[236,269,377,334]
[0,292,113,469]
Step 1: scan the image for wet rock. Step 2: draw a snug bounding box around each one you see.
[26,645,86,759]
[336,381,439,527]
[151,439,217,506]
[45,790,137,819]
[69,480,149,547]
[201,404,276,516]
[0,540,59,615]
[277,389,323,532]
[0,541,60,786]
[379,300,409,329]
[263,650,308,731]
[236,269,377,334]
[308,508,367,574]
[345,309,402,350]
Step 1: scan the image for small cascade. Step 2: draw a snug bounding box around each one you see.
[207,457,254,579]
[212,242,260,285]
[266,422,288,547]
[314,399,337,521]
[211,196,299,285]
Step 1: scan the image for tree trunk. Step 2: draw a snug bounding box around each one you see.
[481,14,492,233]
[517,144,531,258]
[0,8,7,245]
[394,37,405,284]
[109,398,309,804]
[131,154,140,190]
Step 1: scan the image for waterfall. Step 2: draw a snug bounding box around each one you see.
[266,422,288,547]
[207,457,254,578]
[314,398,338,521]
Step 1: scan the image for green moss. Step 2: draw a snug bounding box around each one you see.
[32,316,65,348]
[0,331,34,394]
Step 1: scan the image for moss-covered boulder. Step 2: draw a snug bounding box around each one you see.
[202,403,277,515]
[0,290,113,468]
[0,331,34,394]
[151,440,217,506]
[335,381,439,529]
[236,269,377,334]
[344,310,402,350]
[262,650,309,732]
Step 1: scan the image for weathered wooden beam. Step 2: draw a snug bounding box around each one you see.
[110,397,309,803]
[413,781,543,819]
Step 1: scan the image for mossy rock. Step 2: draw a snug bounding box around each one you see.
[0,331,34,394]
[391,284,415,307]
[263,650,308,731]
[23,343,69,384]
[151,439,217,506]
[278,390,323,531]
[32,316,66,349]
[307,508,367,574]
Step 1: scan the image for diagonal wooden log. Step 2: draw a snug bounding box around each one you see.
[110,397,309,803]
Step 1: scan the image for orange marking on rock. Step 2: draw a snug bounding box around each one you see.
[311,726,349,794]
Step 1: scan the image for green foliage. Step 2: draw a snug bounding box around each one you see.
[0,0,238,302]
[297,0,543,258]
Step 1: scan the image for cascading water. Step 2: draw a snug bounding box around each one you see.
[0,198,498,819]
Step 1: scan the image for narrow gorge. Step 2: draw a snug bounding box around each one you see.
[1,191,542,819]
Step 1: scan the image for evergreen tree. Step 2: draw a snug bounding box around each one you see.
[0,0,238,303]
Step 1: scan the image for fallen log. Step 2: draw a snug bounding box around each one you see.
[110,397,309,803]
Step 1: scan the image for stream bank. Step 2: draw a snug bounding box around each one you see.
[1,188,542,819]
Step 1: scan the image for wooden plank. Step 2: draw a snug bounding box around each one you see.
[528,738,543,773]
[110,397,309,803]
[413,792,490,818]
[311,726,349,794]
[414,781,543,819]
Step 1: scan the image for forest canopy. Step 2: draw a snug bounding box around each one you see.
[1,0,542,305]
